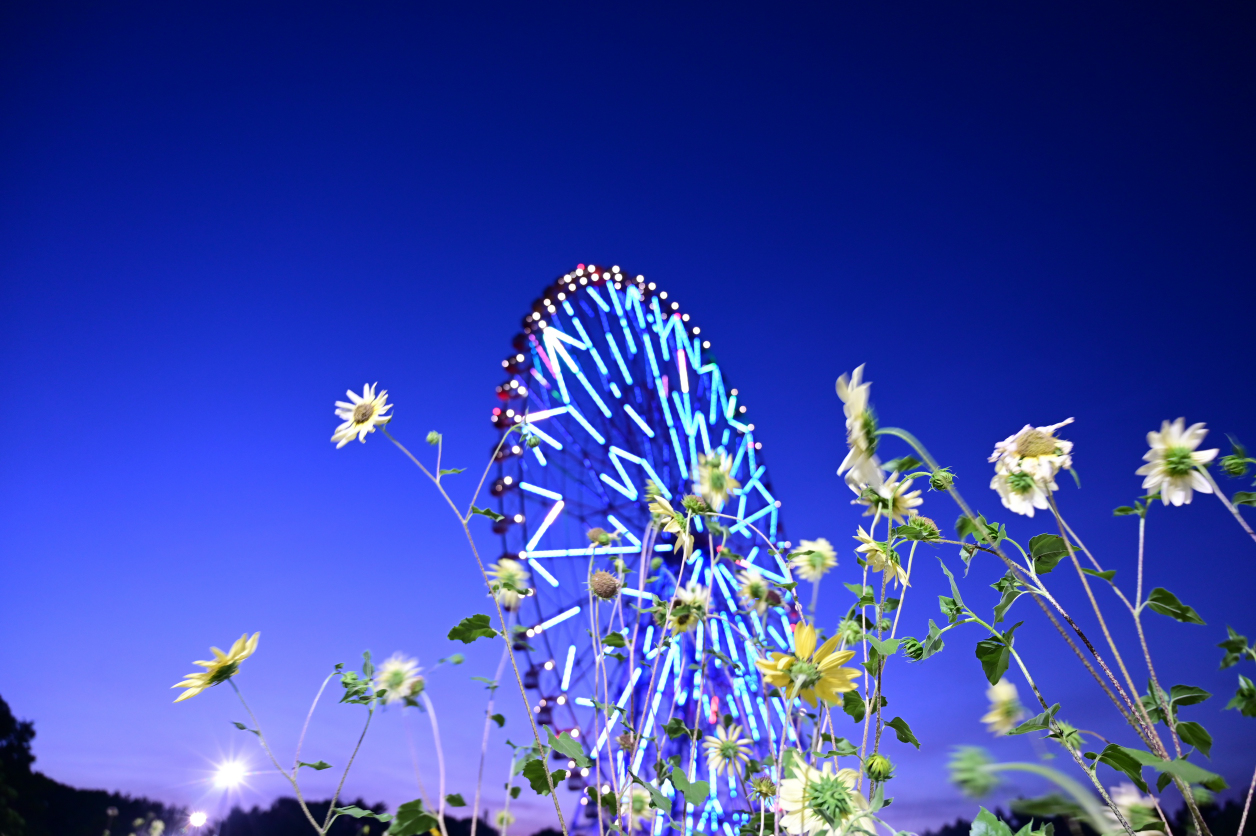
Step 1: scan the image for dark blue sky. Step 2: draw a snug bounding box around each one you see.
[2,2,1254,832]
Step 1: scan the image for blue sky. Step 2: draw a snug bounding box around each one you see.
[2,2,1254,833]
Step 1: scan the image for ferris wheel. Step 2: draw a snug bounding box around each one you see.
[487,264,798,834]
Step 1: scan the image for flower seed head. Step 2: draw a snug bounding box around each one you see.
[616,730,636,751]
[864,753,894,782]
[1016,429,1059,458]
[682,494,711,514]
[587,527,613,546]
[426,431,442,445]
[590,570,621,600]
[929,469,954,491]
[750,775,777,799]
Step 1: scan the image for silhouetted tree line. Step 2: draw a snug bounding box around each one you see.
[923,803,1254,836]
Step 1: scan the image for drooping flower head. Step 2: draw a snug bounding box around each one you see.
[1105,783,1165,836]
[620,786,656,831]
[778,754,867,835]
[648,492,692,551]
[374,653,425,706]
[836,366,882,492]
[668,581,711,634]
[695,452,741,512]
[755,621,860,706]
[703,724,753,776]
[981,679,1025,734]
[172,633,259,703]
[1135,418,1219,506]
[988,418,1075,517]
[788,539,838,583]
[487,558,531,611]
[854,473,923,524]
[854,527,909,587]
[331,383,393,448]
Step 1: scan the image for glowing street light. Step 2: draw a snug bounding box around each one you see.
[188,812,208,828]
[213,760,247,789]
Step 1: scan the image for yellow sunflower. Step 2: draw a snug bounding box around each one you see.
[173,632,259,703]
[754,621,859,707]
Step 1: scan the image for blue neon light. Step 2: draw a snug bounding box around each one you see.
[623,403,655,438]
[561,645,576,691]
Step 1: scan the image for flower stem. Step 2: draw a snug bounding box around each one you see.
[420,692,450,836]
[471,641,511,836]
[1239,761,1256,836]
[293,672,337,772]
[1203,470,1256,547]
[322,704,375,833]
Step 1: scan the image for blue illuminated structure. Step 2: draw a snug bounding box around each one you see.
[489,264,797,833]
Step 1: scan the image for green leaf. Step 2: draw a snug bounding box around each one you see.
[1090,744,1150,793]
[842,690,866,723]
[971,807,1015,836]
[1226,674,1256,717]
[629,772,671,811]
[669,766,710,806]
[1113,506,1138,517]
[521,758,566,796]
[445,793,466,807]
[547,727,591,768]
[664,717,694,740]
[1081,568,1117,582]
[865,636,901,657]
[955,516,983,543]
[975,638,1011,685]
[936,559,966,608]
[336,806,391,823]
[1176,721,1212,758]
[1218,627,1253,669]
[230,721,260,736]
[298,760,333,771]
[1007,704,1060,736]
[470,505,506,522]
[883,455,923,473]
[1029,534,1069,575]
[439,468,466,476]
[1146,588,1206,625]
[991,574,1025,625]
[586,786,618,814]
[1168,684,1211,712]
[885,716,920,749]
[602,632,628,648]
[1011,794,1089,821]
[845,583,876,607]
[491,713,505,728]
[386,799,435,835]
[939,596,964,625]
[1233,492,1256,506]
[819,734,859,757]
[448,614,498,644]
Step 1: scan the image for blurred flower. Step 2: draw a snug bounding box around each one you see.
[620,786,655,831]
[988,419,1074,517]
[854,473,923,524]
[172,633,259,703]
[778,755,866,835]
[668,582,710,634]
[1136,418,1219,506]
[695,452,741,512]
[949,746,999,797]
[487,558,530,611]
[738,568,778,615]
[1105,783,1165,836]
[586,527,620,546]
[374,653,425,706]
[853,527,909,587]
[494,809,516,830]
[648,494,692,551]
[755,621,859,706]
[788,539,837,583]
[836,366,882,492]
[331,383,393,448]
[981,679,1025,734]
[703,724,753,776]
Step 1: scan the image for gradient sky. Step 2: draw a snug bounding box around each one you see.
[2,2,1255,833]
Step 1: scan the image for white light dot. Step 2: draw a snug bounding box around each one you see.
[544,660,555,670]
[514,513,524,523]
[557,292,566,300]
[671,302,679,310]
[503,476,513,485]
[189,812,208,828]
[570,728,580,738]
[659,291,668,299]
[702,341,710,348]
[213,761,247,789]
[682,314,690,322]
[692,326,700,334]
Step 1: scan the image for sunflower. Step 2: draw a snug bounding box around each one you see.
[695,452,741,512]
[853,527,909,587]
[172,633,259,703]
[487,558,531,610]
[778,755,867,835]
[703,724,753,776]
[331,383,393,448]
[788,539,838,583]
[1135,418,1219,506]
[755,621,859,707]
[648,494,692,551]
[373,653,425,706]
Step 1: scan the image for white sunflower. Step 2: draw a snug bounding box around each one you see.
[1135,418,1219,506]
[788,539,838,583]
[988,418,1074,517]
[778,755,867,835]
[836,366,882,492]
[331,383,394,448]
[487,558,531,611]
[373,653,425,706]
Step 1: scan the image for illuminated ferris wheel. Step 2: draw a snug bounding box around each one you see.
[487,264,799,833]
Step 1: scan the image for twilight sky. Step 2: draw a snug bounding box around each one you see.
[2,2,1255,833]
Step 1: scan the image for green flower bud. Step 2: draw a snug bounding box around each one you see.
[426,431,442,445]
[681,494,711,514]
[650,557,663,570]
[864,753,894,782]
[587,527,613,546]
[525,434,542,448]
[929,468,954,491]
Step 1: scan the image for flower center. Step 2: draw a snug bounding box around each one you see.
[708,471,727,491]
[1007,471,1036,495]
[803,774,855,825]
[1016,430,1058,458]
[718,740,742,760]
[788,659,822,691]
[353,402,375,424]
[207,661,239,686]
[1163,446,1195,477]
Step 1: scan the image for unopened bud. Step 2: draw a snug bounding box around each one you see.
[749,775,777,799]
[681,495,710,514]
[1221,454,1250,479]
[525,434,541,449]
[590,571,621,600]
[929,469,954,491]
[650,557,663,570]
[864,753,894,782]
[615,730,636,752]
[426,431,442,446]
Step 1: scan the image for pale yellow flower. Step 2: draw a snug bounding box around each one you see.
[648,494,692,551]
[755,621,859,707]
[737,568,775,616]
[331,383,394,448]
[836,366,882,491]
[620,786,655,830]
[853,527,909,587]
[1135,418,1219,506]
[854,473,922,524]
[989,419,1074,517]
[981,679,1025,734]
[788,539,837,583]
[695,452,741,512]
[494,809,516,830]
[778,755,867,835]
[172,633,259,703]
[668,581,710,634]
[487,558,531,611]
[373,653,425,706]
[703,724,753,776]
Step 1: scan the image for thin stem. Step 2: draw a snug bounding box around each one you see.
[889,542,916,639]
[471,642,512,836]
[402,710,434,809]
[1239,761,1256,836]
[229,681,323,834]
[421,692,450,836]
[293,673,337,771]
[1203,470,1256,546]
[322,704,375,832]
